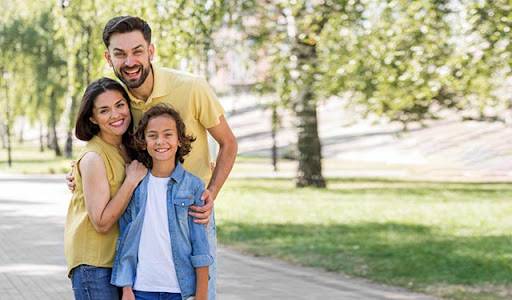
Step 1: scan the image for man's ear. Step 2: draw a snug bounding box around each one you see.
[148,44,155,61]
[104,50,113,66]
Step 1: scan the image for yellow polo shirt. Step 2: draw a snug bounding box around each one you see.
[127,66,224,184]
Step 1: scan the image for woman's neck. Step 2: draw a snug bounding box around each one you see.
[151,160,176,178]
[98,131,122,147]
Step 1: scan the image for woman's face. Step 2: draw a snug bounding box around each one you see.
[89,90,131,138]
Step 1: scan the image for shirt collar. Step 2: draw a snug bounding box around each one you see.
[169,163,185,183]
[126,65,172,105]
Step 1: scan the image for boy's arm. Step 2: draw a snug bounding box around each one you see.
[121,287,135,300]
[195,267,209,300]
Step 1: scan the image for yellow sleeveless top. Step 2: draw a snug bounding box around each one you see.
[64,135,126,276]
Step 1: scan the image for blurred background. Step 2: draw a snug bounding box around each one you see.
[1,2,512,299]
[2,0,512,184]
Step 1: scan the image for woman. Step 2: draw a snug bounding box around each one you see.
[64,77,147,300]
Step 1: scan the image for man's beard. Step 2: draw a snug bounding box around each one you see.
[114,63,150,89]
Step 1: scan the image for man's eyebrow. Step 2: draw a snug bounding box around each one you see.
[113,45,144,52]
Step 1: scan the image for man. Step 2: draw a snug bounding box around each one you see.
[70,16,237,299]
[102,16,237,212]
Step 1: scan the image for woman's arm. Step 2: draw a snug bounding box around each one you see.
[80,152,147,233]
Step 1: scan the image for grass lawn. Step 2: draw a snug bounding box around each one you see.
[216,178,512,300]
[0,144,77,174]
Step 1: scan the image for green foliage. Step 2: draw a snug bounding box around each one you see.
[320,0,457,125]
[460,0,512,119]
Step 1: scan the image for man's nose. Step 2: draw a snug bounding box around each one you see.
[125,54,136,67]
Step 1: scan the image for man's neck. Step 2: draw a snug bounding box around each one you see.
[130,66,155,102]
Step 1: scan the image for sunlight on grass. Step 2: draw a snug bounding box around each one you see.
[0,143,81,174]
[216,179,512,300]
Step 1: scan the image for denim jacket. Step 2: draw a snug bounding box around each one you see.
[111,163,213,299]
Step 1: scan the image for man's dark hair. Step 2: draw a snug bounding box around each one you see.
[75,77,137,158]
[103,16,151,48]
[132,104,196,169]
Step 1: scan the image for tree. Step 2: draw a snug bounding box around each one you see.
[320,0,457,128]
[242,1,366,187]
[461,0,512,121]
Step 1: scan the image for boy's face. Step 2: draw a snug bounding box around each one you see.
[144,115,180,165]
[104,30,154,89]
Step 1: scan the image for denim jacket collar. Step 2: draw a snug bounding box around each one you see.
[169,163,185,184]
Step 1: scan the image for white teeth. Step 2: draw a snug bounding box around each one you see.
[124,68,140,75]
[110,119,124,126]
[155,149,169,153]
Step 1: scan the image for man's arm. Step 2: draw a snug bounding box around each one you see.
[189,116,237,223]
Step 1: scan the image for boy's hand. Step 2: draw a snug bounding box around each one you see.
[189,189,214,224]
[122,287,135,300]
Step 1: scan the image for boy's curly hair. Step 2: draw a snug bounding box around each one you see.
[132,104,195,169]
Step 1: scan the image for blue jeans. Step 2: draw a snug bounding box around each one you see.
[207,212,217,300]
[134,291,181,300]
[71,265,119,300]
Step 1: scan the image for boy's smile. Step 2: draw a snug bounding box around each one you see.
[144,115,180,164]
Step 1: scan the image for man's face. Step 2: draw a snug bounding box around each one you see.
[105,31,154,89]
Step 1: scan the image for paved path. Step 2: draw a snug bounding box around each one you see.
[0,175,437,300]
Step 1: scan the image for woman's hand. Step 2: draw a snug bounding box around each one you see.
[66,161,76,192]
[125,160,147,186]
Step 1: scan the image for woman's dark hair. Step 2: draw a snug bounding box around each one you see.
[75,77,137,159]
[132,104,195,169]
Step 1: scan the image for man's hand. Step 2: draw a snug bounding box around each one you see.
[121,287,135,300]
[189,189,215,224]
[66,161,76,192]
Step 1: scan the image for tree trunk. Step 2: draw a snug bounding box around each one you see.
[39,121,44,152]
[65,132,73,158]
[0,123,6,149]
[18,120,24,144]
[6,121,12,167]
[51,120,62,157]
[271,103,278,172]
[46,130,52,150]
[295,88,325,188]
[293,43,325,188]
[49,91,62,157]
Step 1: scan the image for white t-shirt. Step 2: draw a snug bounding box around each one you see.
[133,173,181,293]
